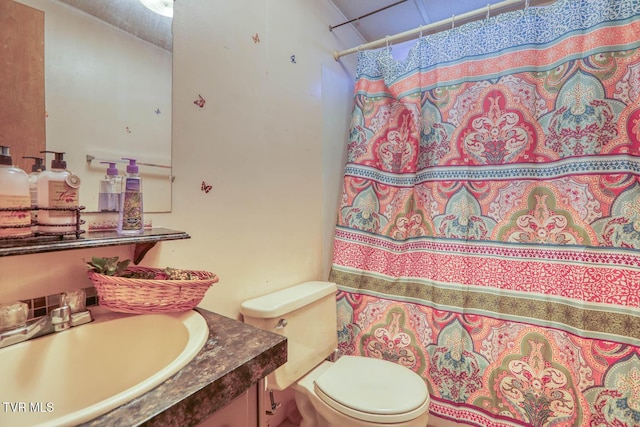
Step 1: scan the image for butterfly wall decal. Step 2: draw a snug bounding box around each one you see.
[252,33,260,43]
[201,181,213,194]
[194,95,206,108]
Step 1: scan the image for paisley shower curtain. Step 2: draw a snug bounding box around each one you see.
[329,0,640,425]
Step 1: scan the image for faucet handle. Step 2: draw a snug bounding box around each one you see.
[51,306,71,332]
[0,301,28,332]
[61,289,86,313]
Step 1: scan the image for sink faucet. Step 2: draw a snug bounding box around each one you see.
[0,290,93,350]
[0,305,70,349]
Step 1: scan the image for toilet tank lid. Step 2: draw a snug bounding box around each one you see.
[240,281,337,319]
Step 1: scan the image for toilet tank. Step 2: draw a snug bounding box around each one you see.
[240,281,338,391]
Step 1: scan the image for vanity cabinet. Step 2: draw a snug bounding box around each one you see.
[196,386,258,427]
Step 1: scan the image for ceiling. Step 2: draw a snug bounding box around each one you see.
[54,0,554,55]
[328,0,552,45]
[57,0,172,51]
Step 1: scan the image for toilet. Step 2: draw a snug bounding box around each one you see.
[241,281,430,427]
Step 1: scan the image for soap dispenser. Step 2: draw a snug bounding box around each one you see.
[23,156,46,208]
[98,162,121,212]
[37,151,81,234]
[0,146,31,238]
[23,156,46,234]
[117,158,144,235]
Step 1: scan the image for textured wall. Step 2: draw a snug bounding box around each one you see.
[146,0,362,319]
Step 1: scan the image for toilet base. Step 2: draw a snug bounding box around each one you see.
[292,361,429,427]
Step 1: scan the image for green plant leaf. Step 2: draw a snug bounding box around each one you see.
[116,259,130,275]
[86,256,131,276]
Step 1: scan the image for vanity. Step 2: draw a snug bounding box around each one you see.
[81,307,287,427]
[0,231,288,427]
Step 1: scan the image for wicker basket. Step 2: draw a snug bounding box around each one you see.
[88,267,218,314]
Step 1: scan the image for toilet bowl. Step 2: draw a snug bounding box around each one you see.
[294,356,429,427]
[241,281,430,427]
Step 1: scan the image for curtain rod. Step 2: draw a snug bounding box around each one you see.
[329,0,408,32]
[333,0,543,61]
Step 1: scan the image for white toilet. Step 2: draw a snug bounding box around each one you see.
[241,281,430,427]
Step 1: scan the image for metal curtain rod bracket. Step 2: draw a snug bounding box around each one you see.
[333,0,548,60]
[329,0,408,32]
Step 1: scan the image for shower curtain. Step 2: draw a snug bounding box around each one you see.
[329,0,640,425]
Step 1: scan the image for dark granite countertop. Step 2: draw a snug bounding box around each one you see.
[80,307,287,427]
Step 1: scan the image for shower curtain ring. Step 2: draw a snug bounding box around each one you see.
[525,0,530,8]
[486,4,491,19]
[385,35,391,49]
[451,14,455,29]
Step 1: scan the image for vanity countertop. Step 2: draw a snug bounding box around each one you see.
[80,307,287,427]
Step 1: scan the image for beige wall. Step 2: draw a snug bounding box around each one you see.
[147,0,361,318]
[1,0,362,320]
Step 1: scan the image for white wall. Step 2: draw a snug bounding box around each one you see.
[1,1,362,319]
[144,0,362,319]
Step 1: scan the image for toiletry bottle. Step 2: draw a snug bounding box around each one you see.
[0,146,31,238]
[23,156,46,233]
[117,158,144,235]
[37,151,81,234]
[23,156,46,208]
[98,162,121,212]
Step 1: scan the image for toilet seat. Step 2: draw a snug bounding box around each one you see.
[313,356,429,423]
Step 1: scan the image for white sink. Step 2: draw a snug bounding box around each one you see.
[0,307,208,427]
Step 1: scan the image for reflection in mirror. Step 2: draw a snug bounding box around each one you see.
[7,0,172,212]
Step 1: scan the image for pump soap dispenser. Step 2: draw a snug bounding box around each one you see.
[23,156,46,208]
[98,162,121,212]
[117,158,143,235]
[23,156,46,234]
[0,146,31,238]
[37,151,81,234]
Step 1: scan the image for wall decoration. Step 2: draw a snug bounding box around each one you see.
[201,181,212,194]
[193,94,205,108]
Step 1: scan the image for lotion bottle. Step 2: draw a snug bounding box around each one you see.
[98,162,121,212]
[117,158,144,235]
[23,156,46,207]
[0,146,31,238]
[23,156,46,234]
[37,151,81,234]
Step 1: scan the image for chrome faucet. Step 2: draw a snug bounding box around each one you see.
[0,305,70,349]
[0,290,93,350]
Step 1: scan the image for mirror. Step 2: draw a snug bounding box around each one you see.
[4,0,172,213]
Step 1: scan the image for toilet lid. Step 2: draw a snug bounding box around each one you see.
[313,356,429,423]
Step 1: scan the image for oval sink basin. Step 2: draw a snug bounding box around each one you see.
[0,307,208,427]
